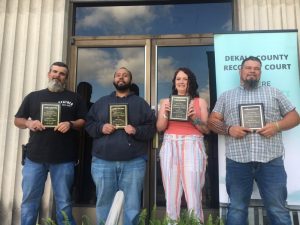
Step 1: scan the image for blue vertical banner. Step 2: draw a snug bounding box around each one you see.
[214,31,300,205]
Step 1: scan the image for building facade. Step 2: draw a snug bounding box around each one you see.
[0,0,299,224]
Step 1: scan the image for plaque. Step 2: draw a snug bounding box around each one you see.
[169,95,190,121]
[239,103,265,130]
[40,102,61,128]
[109,103,128,129]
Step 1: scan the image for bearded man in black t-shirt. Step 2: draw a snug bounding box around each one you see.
[14,62,86,225]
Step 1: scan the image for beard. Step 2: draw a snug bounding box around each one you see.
[243,78,259,89]
[47,79,65,92]
[113,81,131,92]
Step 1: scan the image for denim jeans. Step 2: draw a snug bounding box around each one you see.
[226,157,291,225]
[91,156,146,225]
[21,158,76,225]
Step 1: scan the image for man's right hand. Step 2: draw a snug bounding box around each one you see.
[228,126,252,138]
[25,120,45,132]
[102,123,116,134]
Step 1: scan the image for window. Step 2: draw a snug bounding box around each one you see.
[75,2,232,36]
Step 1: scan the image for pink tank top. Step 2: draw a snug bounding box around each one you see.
[165,97,203,136]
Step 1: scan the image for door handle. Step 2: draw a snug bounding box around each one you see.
[152,132,159,149]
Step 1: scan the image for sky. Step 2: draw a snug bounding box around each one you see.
[75,3,232,36]
[74,3,232,104]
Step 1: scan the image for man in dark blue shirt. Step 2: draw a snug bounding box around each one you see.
[85,67,156,225]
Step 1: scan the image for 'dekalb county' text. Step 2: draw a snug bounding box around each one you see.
[223,54,292,71]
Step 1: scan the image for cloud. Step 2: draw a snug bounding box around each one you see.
[77,48,178,87]
[77,48,116,85]
[76,5,175,35]
[157,56,177,81]
[222,18,232,31]
[77,6,156,33]
[114,48,145,83]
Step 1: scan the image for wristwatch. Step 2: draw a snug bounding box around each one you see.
[68,121,73,129]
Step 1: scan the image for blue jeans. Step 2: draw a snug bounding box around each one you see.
[226,157,291,225]
[91,156,146,225]
[21,158,76,225]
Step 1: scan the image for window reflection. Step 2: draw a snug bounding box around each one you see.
[75,3,232,36]
[76,47,145,102]
[157,46,212,104]
[72,1,232,208]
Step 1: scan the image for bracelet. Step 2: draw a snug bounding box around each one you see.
[227,126,232,135]
[162,114,168,119]
[274,121,280,131]
[68,121,73,129]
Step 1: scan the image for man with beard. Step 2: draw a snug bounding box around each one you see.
[14,62,86,225]
[85,67,156,225]
[208,56,299,225]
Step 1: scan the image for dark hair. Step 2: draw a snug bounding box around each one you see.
[130,83,139,96]
[77,82,92,95]
[171,67,199,98]
[77,81,93,109]
[241,56,262,68]
[114,67,132,81]
[49,61,69,76]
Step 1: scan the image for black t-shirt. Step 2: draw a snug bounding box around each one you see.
[15,89,87,163]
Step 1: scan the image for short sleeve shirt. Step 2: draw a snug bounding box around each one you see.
[15,89,87,163]
[212,86,295,163]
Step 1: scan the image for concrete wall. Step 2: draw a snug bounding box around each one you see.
[0,0,68,224]
[235,0,300,49]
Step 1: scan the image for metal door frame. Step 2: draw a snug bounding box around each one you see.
[68,33,214,213]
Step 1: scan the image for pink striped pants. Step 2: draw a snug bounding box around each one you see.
[159,134,207,223]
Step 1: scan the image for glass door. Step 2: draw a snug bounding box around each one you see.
[69,37,151,224]
[149,36,220,218]
[69,34,219,221]
[73,46,147,205]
